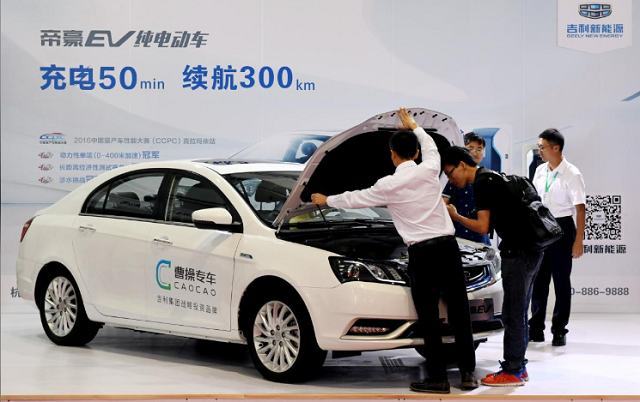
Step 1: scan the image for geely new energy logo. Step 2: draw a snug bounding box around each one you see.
[579,4,612,19]
[156,260,172,290]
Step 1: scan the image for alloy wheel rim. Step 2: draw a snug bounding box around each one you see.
[44,276,78,337]
[252,301,301,373]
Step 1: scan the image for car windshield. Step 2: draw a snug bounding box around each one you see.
[224,171,392,227]
[229,134,332,164]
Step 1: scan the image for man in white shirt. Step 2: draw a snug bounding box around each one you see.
[529,128,586,347]
[311,108,477,393]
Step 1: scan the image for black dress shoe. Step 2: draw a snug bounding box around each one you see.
[461,372,478,389]
[529,332,545,342]
[552,334,567,346]
[410,378,450,394]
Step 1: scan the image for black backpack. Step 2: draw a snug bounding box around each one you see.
[477,170,563,251]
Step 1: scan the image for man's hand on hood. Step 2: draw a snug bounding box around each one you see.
[311,193,328,206]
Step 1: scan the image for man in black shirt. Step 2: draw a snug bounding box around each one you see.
[441,146,543,387]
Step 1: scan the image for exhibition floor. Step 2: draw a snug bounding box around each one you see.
[1,312,639,400]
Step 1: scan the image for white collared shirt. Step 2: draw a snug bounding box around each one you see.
[327,127,454,245]
[533,158,586,218]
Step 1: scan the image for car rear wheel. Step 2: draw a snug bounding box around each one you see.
[246,291,326,383]
[39,272,100,346]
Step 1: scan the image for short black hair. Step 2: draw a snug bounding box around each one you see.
[441,146,478,169]
[539,128,565,151]
[389,130,418,159]
[464,132,485,147]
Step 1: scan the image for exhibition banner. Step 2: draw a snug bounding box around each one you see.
[1,0,639,313]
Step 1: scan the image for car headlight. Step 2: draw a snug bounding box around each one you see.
[484,247,501,276]
[329,257,408,286]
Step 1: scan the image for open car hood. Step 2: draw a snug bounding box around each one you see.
[273,108,464,228]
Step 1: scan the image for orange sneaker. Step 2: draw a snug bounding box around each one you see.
[481,371,526,387]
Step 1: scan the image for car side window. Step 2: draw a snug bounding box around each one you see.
[165,175,233,224]
[101,173,164,218]
[85,186,109,214]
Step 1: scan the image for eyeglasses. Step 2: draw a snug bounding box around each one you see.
[444,165,458,178]
[466,147,485,154]
[538,144,553,151]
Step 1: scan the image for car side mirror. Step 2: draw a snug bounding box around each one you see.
[192,208,242,233]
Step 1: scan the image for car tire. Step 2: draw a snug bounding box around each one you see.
[415,340,483,361]
[245,289,327,383]
[38,270,100,346]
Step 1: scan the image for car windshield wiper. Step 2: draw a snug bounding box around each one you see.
[281,218,394,228]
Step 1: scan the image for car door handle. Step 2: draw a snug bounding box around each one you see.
[78,225,96,233]
[153,237,173,246]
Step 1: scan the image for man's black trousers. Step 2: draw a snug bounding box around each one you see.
[529,216,577,336]
[408,235,476,380]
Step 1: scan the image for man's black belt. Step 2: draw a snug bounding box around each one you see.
[409,235,455,249]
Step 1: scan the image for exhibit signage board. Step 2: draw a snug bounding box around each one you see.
[1,0,639,314]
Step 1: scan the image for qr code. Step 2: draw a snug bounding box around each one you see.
[585,195,621,240]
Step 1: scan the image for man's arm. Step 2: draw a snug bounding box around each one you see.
[398,108,440,171]
[312,180,387,209]
[446,204,491,234]
[568,174,586,259]
[573,204,585,259]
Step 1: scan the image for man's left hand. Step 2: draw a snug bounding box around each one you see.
[572,239,584,259]
[311,193,328,206]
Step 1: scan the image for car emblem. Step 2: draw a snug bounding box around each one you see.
[579,4,612,19]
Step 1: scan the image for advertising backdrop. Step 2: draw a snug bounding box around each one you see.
[2,0,639,313]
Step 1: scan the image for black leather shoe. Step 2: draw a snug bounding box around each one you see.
[529,332,545,342]
[552,334,567,346]
[461,372,478,389]
[410,378,450,394]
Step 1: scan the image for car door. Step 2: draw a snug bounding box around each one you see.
[145,171,241,331]
[72,170,166,320]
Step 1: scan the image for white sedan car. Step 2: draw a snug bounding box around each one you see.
[17,109,503,383]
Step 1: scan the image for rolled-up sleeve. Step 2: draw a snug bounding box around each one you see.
[327,179,388,209]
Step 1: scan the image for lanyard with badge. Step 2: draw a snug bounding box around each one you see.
[543,168,559,203]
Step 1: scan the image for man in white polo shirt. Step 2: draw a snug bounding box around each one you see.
[529,128,586,347]
[311,108,477,394]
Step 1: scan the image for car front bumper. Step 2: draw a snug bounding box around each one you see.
[298,278,503,351]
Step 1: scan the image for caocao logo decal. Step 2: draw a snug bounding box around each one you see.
[38,164,54,171]
[38,176,54,184]
[156,260,172,290]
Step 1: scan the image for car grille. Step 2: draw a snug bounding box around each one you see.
[394,262,493,291]
[464,264,493,291]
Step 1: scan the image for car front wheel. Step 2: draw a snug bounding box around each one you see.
[246,291,326,383]
[39,272,100,346]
